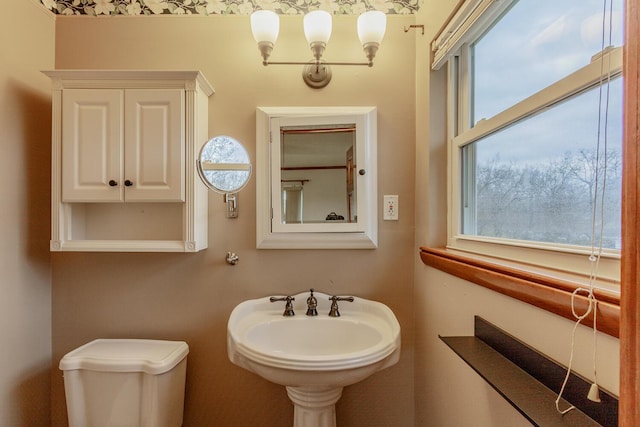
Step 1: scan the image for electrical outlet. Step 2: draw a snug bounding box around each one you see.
[383,195,399,220]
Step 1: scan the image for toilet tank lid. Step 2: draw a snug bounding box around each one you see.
[59,339,189,375]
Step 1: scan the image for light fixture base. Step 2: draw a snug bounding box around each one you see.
[362,42,380,66]
[302,60,332,89]
[257,41,274,65]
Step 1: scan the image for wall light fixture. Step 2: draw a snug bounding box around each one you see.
[250,10,387,88]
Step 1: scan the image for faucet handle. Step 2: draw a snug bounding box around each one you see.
[270,296,295,316]
[306,288,318,316]
[328,295,354,317]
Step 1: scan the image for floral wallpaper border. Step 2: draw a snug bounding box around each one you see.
[40,0,420,16]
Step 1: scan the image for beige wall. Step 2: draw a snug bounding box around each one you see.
[0,0,54,425]
[51,14,416,426]
[413,2,621,426]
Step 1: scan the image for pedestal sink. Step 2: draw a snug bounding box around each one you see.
[227,290,401,427]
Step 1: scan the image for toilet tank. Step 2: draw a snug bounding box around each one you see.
[60,339,189,427]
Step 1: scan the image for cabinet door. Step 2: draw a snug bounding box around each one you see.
[62,89,124,202]
[124,89,185,202]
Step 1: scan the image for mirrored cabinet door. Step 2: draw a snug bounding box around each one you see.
[256,106,378,249]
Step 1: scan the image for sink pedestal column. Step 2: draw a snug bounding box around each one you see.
[286,386,343,427]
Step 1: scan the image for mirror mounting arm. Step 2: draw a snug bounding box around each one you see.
[225,193,238,218]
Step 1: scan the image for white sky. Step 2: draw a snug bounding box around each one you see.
[472,0,624,165]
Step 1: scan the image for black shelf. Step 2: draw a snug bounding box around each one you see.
[440,317,617,427]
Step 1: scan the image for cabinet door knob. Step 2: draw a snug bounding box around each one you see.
[108,180,117,187]
[124,180,133,187]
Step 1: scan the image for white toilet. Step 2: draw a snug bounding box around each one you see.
[60,339,189,427]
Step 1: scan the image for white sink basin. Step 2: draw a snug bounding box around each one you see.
[227,290,401,427]
[246,316,384,356]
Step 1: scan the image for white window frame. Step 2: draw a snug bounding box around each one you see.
[439,3,623,287]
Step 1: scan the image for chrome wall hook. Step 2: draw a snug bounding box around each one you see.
[226,251,239,265]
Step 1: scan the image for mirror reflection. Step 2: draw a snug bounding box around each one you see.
[197,135,251,194]
[280,125,357,224]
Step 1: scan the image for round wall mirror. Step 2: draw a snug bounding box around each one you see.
[197,135,252,194]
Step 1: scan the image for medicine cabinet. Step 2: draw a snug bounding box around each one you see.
[256,106,378,249]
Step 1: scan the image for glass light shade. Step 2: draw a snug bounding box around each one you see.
[357,11,387,45]
[304,10,332,44]
[251,10,279,44]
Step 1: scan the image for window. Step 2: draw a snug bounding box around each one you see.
[441,0,624,284]
[462,81,623,249]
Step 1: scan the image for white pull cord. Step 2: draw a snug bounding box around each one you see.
[556,0,612,414]
[555,288,598,413]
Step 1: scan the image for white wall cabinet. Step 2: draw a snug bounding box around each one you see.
[44,70,214,252]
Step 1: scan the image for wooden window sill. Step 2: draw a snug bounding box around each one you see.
[420,247,620,338]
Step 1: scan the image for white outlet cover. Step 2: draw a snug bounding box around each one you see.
[383,195,398,220]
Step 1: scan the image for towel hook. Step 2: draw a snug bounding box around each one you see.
[404,24,425,35]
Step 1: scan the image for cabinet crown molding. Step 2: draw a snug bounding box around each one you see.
[42,70,215,96]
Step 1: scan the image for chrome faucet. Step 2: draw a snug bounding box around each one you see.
[328,295,354,317]
[306,289,318,316]
[270,295,295,316]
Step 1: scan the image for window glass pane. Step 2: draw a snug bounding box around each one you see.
[462,78,622,250]
[472,0,623,124]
